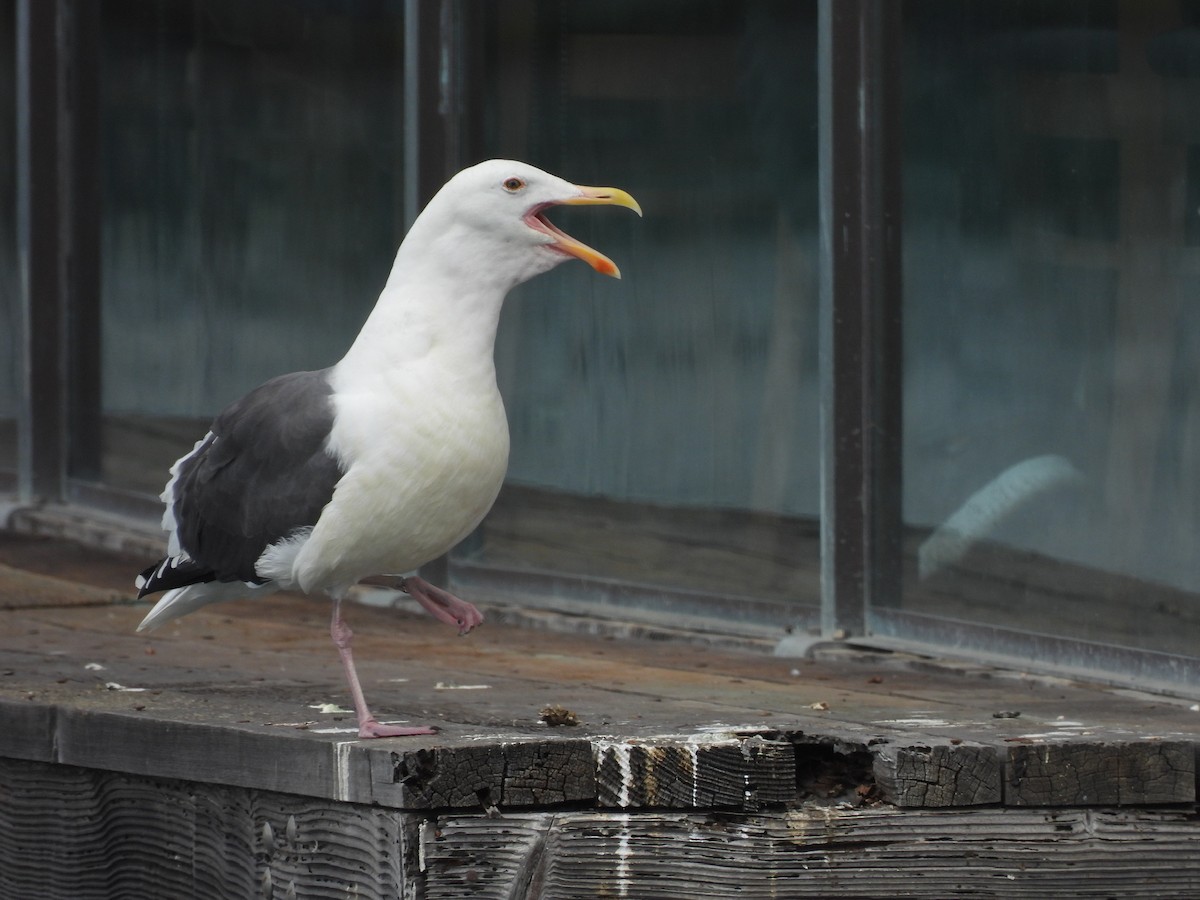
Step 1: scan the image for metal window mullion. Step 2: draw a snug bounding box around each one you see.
[405,0,475,588]
[16,0,66,504]
[818,0,903,637]
[15,0,101,503]
[403,0,469,231]
[62,0,102,484]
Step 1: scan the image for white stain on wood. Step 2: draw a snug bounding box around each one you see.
[594,740,634,807]
[614,812,632,898]
[333,741,354,803]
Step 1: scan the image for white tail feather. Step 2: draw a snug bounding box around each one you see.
[137,580,279,632]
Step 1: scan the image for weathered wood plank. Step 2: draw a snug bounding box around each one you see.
[381,739,596,810]
[0,699,57,763]
[11,694,1198,818]
[7,546,1200,824]
[0,761,198,898]
[423,806,1200,899]
[50,705,382,804]
[8,747,1200,900]
[0,757,414,900]
[594,735,795,810]
[873,738,1002,807]
[1006,739,1195,806]
[418,815,554,899]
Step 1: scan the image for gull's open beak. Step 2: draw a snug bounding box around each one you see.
[527,186,642,279]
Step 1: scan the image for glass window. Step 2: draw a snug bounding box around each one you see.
[457,1,821,624]
[900,1,1200,656]
[97,0,406,493]
[65,0,821,632]
[8,0,1199,681]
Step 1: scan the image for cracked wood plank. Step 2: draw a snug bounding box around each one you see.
[873,738,1002,806]
[380,739,596,810]
[1006,739,1195,805]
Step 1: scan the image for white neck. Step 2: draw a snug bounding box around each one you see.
[333,190,565,386]
[337,245,499,380]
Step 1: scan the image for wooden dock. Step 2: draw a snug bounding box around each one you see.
[2,531,1200,898]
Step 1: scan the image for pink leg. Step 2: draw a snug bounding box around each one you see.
[329,597,438,739]
[400,576,484,635]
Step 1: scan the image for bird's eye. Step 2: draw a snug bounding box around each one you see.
[502,177,526,193]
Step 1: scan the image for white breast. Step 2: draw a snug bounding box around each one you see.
[286,354,510,595]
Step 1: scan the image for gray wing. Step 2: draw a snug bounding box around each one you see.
[169,368,346,584]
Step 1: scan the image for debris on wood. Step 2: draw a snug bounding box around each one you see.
[540,704,581,727]
[854,782,881,805]
[308,703,351,714]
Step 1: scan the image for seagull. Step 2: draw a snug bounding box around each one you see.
[134,159,641,738]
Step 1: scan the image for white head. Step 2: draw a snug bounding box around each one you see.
[397,159,643,293]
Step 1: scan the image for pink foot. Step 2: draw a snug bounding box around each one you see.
[358,719,439,739]
[329,598,443,741]
[401,576,484,634]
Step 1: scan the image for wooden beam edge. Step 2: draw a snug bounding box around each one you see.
[0,698,1194,811]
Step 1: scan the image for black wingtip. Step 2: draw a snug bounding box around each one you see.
[136,556,216,598]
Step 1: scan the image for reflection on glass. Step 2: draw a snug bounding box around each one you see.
[902,2,1200,654]
[98,0,405,493]
[462,1,821,610]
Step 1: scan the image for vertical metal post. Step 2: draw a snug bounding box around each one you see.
[404,0,468,230]
[818,0,903,637]
[402,0,424,231]
[405,0,474,587]
[16,0,66,503]
[62,0,102,484]
[15,0,101,503]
